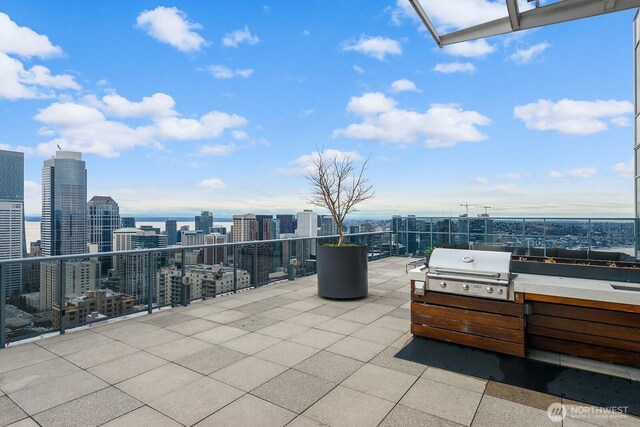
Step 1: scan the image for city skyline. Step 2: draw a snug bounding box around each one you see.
[0,2,636,217]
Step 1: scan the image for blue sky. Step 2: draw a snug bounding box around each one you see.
[0,1,636,217]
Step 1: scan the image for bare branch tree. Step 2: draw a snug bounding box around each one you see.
[307,149,375,246]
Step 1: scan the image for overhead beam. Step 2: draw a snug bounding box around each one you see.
[415,0,640,47]
[506,0,521,30]
[408,0,442,47]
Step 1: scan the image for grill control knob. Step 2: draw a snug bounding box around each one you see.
[440,281,447,289]
[497,288,504,295]
[486,287,494,294]
[462,284,469,291]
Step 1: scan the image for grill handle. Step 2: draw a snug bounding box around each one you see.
[427,272,509,286]
[433,267,501,278]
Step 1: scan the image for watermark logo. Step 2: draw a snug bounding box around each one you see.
[547,403,566,423]
[547,402,629,423]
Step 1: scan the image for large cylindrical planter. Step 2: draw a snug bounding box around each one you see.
[317,244,368,299]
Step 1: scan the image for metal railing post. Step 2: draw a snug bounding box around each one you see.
[233,245,238,293]
[58,260,66,335]
[253,243,258,287]
[588,219,592,252]
[0,264,6,348]
[147,253,153,314]
[543,218,547,255]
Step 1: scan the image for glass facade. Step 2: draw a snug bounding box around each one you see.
[0,150,25,297]
[41,151,88,256]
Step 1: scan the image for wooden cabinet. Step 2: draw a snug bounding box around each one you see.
[411,280,526,357]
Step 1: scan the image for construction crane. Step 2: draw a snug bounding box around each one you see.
[460,203,492,217]
[459,202,470,217]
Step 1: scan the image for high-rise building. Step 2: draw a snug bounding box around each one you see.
[195,211,213,233]
[41,151,88,256]
[39,259,100,310]
[88,196,120,273]
[112,228,167,301]
[233,214,258,242]
[320,215,338,236]
[199,233,227,265]
[256,215,274,240]
[276,214,296,234]
[165,219,177,245]
[635,13,640,258]
[210,226,226,235]
[0,149,25,297]
[181,230,204,246]
[296,210,317,237]
[121,217,136,228]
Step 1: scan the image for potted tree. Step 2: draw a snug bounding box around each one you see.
[307,149,374,299]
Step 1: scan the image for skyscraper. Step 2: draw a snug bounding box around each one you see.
[233,214,258,242]
[296,210,317,237]
[165,219,177,245]
[195,210,213,233]
[276,214,296,234]
[0,149,25,297]
[121,217,136,228]
[320,215,338,236]
[41,151,88,256]
[88,196,120,272]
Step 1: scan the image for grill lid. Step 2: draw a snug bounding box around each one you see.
[428,248,512,280]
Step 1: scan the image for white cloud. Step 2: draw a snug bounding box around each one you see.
[135,6,207,52]
[611,159,634,178]
[96,79,108,87]
[222,26,260,48]
[549,167,598,179]
[334,92,491,148]
[0,53,81,99]
[277,149,364,176]
[443,40,496,58]
[346,92,397,116]
[24,180,40,193]
[474,176,490,184]
[87,92,177,118]
[514,99,633,136]
[198,144,236,156]
[231,130,248,140]
[353,65,364,74]
[303,29,310,36]
[473,183,521,193]
[433,62,476,74]
[507,42,551,64]
[27,93,249,158]
[0,12,62,58]
[197,178,226,190]
[390,79,421,93]
[208,65,254,79]
[342,35,402,61]
[299,109,315,118]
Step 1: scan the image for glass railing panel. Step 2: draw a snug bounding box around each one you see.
[543,219,590,251]
[589,219,637,262]
[523,219,545,237]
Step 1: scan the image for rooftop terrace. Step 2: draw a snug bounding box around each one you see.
[0,257,638,426]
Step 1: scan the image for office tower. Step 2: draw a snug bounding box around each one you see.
[233,214,258,242]
[39,259,100,310]
[199,233,227,265]
[195,210,213,233]
[295,210,317,237]
[0,149,25,297]
[349,223,361,234]
[276,214,296,234]
[177,225,189,244]
[256,215,274,240]
[181,230,204,246]
[320,215,338,236]
[165,219,177,245]
[121,217,136,228]
[88,196,120,273]
[41,151,88,256]
[635,14,640,258]
[211,226,226,235]
[112,227,167,301]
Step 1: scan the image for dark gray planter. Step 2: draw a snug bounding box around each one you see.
[317,244,368,299]
[511,260,640,283]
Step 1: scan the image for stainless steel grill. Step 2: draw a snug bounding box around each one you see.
[421,248,515,301]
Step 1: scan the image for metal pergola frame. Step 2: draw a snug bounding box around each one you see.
[409,0,640,47]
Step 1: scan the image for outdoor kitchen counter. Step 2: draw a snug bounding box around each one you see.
[514,273,640,307]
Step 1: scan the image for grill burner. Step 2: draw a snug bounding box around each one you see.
[419,248,515,301]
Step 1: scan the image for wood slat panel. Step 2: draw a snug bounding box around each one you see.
[528,314,640,343]
[527,325,640,353]
[412,323,525,357]
[530,302,640,328]
[527,335,640,368]
[410,288,525,317]
[412,312,525,343]
[412,302,524,330]
[524,293,640,314]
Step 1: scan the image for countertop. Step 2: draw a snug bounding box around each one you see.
[407,267,640,307]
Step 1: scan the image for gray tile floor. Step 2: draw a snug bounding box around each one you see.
[0,257,638,427]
